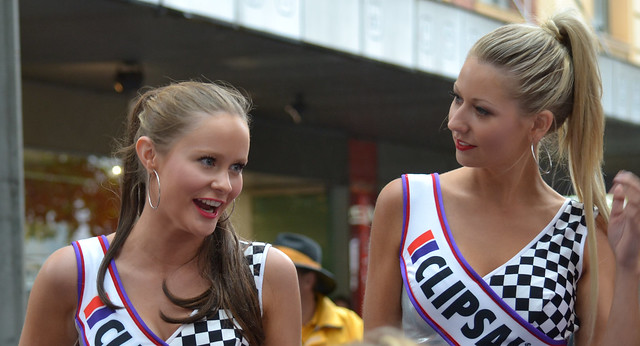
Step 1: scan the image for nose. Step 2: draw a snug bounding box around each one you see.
[211,170,232,194]
[447,104,469,134]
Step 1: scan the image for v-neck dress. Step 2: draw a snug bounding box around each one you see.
[72,235,269,346]
[399,174,587,345]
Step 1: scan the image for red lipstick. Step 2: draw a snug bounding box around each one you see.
[455,139,476,151]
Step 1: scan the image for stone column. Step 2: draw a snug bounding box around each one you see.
[0,0,26,343]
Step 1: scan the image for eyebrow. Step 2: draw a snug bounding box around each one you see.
[452,84,497,108]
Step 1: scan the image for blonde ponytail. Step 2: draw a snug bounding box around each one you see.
[550,12,609,343]
[470,10,609,341]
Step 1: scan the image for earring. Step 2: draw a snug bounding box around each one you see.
[147,169,161,209]
[531,143,553,175]
[219,199,236,222]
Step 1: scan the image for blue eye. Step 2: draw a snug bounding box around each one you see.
[230,163,245,174]
[199,156,215,166]
[448,91,462,105]
[475,107,490,116]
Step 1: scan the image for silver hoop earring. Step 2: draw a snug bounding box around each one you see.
[147,169,161,209]
[220,199,236,222]
[531,143,553,175]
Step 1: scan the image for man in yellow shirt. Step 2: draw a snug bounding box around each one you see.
[274,233,363,346]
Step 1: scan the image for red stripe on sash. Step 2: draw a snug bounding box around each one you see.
[430,174,559,345]
[84,295,104,318]
[408,230,435,255]
[401,175,459,345]
[99,236,165,345]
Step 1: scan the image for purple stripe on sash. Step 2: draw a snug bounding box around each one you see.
[72,242,83,311]
[432,174,566,346]
[400,174,458,346]
[410,241,439,263]
[102,237,168,345]
[72,241,90,346]
[400,174,410,255]
[87,306,115,329]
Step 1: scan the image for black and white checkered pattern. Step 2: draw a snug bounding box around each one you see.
[486,201,587,341]
[175,310,249,346]
[244,243,266,277]
[170,242,268,346]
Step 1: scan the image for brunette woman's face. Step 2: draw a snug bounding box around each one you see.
[154,112,249,238]
[447,56,533,171]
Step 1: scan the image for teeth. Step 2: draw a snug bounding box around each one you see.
[199,199,222,207]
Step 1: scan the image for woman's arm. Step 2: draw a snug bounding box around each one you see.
[19,245,79,346]
[261,247,302,346]
[362,178,405,332]
[576,171,640,345]
[599,171,640,344]
[574,221,615,346]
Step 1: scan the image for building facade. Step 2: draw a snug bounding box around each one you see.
[4,0,640,341]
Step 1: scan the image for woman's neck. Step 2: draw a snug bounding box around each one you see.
[117,211,204,272]
[457,165,560,206]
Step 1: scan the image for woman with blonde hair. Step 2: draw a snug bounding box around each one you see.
[20,81,301,345]
[363,11,640,345]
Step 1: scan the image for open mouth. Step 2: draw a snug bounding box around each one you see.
[193,198,222,218]
[455,139,476,151]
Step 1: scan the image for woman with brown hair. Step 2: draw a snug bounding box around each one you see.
[20,81,301,345]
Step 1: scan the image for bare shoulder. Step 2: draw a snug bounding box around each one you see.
[362,177,406,330]
[262,246,299,307]
[264,246,297,280]
[34,245,78,297]
[369,177,405,247]
[376,177,404,209]
[575,222,615,345]
[383,176,404,191]
[438,168,467,193]
[261,246,302,345]
[580,221,615,281]
[20,245,79,345]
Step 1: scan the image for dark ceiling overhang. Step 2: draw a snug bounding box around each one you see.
[18,0,640,187]
[20,0,453,151]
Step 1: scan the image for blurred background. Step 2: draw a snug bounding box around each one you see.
[2,0,640,343]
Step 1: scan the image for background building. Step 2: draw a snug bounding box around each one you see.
[2,0,640,343]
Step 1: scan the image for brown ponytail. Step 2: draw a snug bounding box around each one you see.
[97,81,264,345]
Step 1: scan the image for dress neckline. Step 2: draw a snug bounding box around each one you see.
[98,235,182,345]
[431,173,572,280]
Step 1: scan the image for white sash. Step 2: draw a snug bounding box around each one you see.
[73,235,168,345]
[400,174,566,346]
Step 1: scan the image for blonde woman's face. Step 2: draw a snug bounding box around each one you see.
[447,57,534,172]
[154,112,249,238]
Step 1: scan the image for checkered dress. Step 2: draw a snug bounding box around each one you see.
[74,237,270,346]
[485,201,587,340]
[168,242,269,346]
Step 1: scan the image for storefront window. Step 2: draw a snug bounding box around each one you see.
[23,149,121,291]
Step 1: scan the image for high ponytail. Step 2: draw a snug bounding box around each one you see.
[549,12,609,343]
[470,10,609,341]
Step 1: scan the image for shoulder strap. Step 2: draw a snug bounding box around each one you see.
[244,241,271,314]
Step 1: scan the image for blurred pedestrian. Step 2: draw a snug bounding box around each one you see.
[275,232,364,345]
[363,11,640,346]
[20,81,301,345]
[332,295,354,310]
